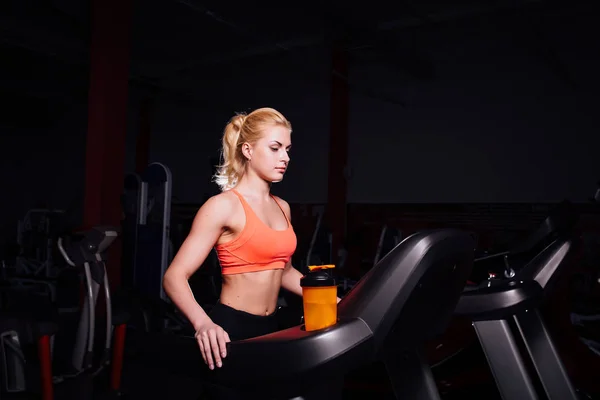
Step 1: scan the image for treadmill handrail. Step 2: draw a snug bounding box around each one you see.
[338,229,474,348]
[514,237,574,289]
[219,317,373,383]
[455,279,543,320]
[512,204,577,255]
[456,237,576,322]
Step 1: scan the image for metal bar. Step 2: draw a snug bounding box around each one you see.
[473,320,538,400]
[514,310,578,400]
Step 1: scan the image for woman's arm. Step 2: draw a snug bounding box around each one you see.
[163,195,230,328]
[162,193,234,369]
[281,261,304,296]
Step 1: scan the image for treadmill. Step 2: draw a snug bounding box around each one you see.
[456,210,581,400]
[187,229,477,399]
[471,200,577,281]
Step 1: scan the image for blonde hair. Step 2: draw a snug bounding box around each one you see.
[213,107,292,191]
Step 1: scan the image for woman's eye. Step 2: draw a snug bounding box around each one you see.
[271,148,278,152]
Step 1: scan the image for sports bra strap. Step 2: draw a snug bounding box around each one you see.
[269,195,290,223]
[230,189,289,224]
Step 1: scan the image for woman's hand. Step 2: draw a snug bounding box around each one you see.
[195,320,231,370]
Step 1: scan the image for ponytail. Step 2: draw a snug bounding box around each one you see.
[213,114,246,191]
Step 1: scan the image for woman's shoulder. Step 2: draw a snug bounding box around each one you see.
[208,190,241,207]
[272,195,291,219]
[196,190,241,219]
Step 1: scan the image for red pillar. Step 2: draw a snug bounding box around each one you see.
[327,45,350,267]
[83,0,133,288]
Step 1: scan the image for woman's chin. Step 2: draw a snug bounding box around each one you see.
[269,174,284,183]
[260,171,285,184]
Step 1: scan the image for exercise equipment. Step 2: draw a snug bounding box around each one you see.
[57,227,118,376]
[456,220,580,399]
[331,224,401,299]
[119,163,194,336]
[0,295,57,398]
[177,229,475,399]
[0,226,128,399]
[15,209,66,278]
[57,226,128,397]
[123,163,172,302]
[470,200,578,283]
[428,203,580,390]
[373,224,401,266]
[0,329,26,394]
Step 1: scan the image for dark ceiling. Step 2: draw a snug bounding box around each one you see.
[0,0,594,117]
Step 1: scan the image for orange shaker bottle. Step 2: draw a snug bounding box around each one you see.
[300,265,338,331]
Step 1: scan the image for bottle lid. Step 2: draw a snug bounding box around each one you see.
[308,264,335,272]
[301,265,336,287]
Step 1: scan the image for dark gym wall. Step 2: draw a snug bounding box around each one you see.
[0,51,86,245]
[347,10,599,203]
[143,8,599,204]
[0,73,142,246]
[1,3,598,245]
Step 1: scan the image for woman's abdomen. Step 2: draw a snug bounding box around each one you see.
[219,269,283,316]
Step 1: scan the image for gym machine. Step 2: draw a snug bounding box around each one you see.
[120,163,194,335]
[154,229,476,399]
[211,223,584,400]
[426,202,582,394]
[373,224,402,266]
[0,226,128,399]
[57,228,123,377]
[121,162,172,302]
[455,207,582,399]
[15,209,66,278]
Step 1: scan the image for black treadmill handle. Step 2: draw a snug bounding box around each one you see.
[218,317,373,383]
[455,279,543,319]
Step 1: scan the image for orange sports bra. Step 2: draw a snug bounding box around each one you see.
[215,190,297,275]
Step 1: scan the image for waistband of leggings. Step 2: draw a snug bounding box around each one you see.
[213,301,279,321]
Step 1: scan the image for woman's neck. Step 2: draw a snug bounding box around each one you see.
[235,173,272,201]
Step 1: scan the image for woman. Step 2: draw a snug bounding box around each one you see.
[163,107,307,373]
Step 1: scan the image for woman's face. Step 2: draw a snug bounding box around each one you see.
[243,124,292,183]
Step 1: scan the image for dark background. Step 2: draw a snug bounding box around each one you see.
[1,1,600,398]
[1,0,598,242]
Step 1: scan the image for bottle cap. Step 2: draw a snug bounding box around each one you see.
[301,265,336,288]
[308,264,335,272]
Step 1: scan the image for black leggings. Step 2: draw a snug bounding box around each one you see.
[202,302,279,399]
[209,301,279,341]
[201,302,343,400]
